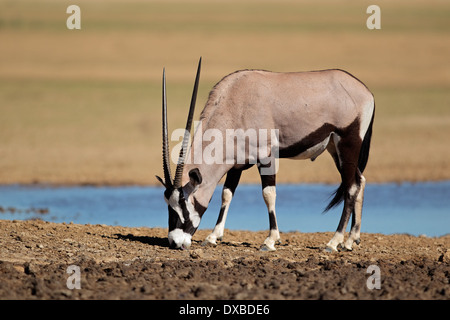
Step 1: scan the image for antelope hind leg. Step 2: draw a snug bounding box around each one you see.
[344,175,365,250]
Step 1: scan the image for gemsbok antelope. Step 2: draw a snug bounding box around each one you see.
[156,58,375,252]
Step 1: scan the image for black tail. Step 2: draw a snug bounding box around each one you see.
[324,105,375,212]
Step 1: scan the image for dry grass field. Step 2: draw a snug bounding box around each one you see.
[0,0,449,185]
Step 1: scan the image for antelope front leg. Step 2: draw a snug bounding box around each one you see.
[260,173,281,251]
[203,169,242,246]
[203,187,232,246]
[261,186,281,251]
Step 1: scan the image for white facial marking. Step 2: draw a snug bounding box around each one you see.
[168,190,184,224]
[186,197,201,228]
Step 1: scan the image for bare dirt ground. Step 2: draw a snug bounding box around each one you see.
[0,220,449,300]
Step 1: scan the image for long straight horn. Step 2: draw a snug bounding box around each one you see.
[160,67,173,188]
[173,57,202,189]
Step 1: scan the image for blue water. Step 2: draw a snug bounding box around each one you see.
[0,182,449,237]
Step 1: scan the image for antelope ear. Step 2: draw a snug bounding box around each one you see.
[188,168,202,189]
[155,175,166,188]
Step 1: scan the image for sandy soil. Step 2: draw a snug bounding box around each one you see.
[0,219,448,300]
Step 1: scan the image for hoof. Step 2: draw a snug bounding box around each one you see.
[324,246,337,253]
[343,241,353,251]
[260,244,276,252]
[355,238,361,245]
[201,239,217,247]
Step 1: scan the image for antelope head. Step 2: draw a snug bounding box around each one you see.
[156,58,203,249]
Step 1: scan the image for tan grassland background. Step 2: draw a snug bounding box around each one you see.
[0,0,449,185]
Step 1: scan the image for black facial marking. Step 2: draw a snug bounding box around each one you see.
[164,188,173,201]
[177,190,191,224]
[168,206,182,231]
[167,189,201,236]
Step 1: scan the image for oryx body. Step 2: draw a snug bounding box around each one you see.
[157,59,375,252]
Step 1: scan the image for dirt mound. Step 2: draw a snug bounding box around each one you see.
[0,220,449,300]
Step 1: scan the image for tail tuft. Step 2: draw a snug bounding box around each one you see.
[324,183,345,212]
